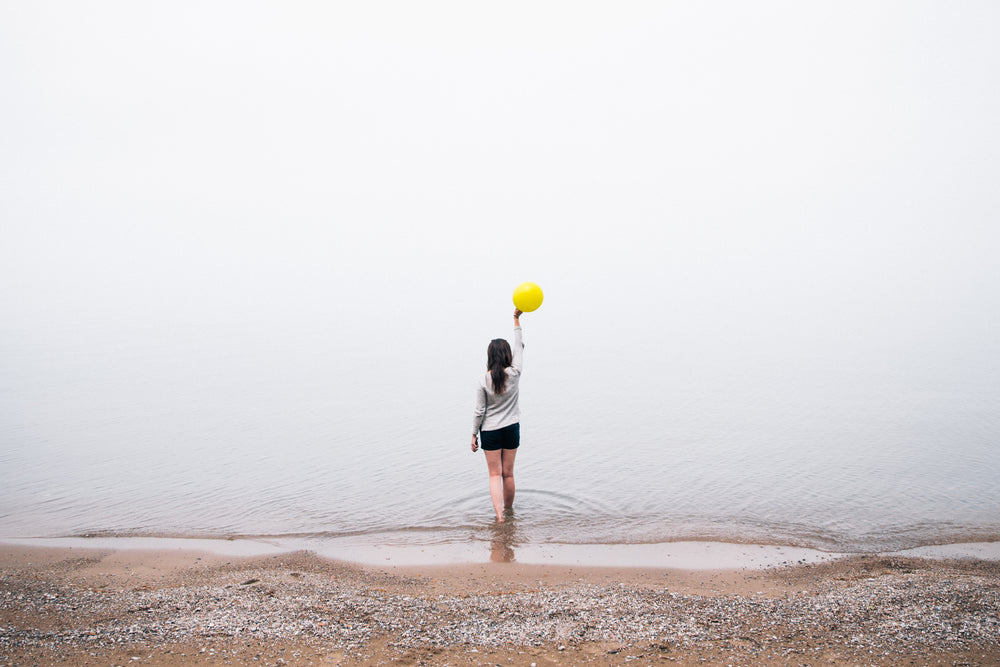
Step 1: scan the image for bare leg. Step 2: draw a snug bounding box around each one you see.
[500,447,517,509]
[484,450,505,522]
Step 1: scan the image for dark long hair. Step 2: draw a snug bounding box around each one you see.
[487,338,513,394]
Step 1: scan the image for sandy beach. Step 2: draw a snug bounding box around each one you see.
[2,543,999,666]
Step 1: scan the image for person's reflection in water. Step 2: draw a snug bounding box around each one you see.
[489,511,517,562]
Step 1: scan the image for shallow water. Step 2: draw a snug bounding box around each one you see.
[2,312,998,554]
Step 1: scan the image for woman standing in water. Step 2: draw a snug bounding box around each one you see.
[471,309,524,523]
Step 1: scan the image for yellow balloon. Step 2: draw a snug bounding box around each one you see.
[513,281,544,312]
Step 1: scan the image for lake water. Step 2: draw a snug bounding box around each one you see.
[3,292,998,556]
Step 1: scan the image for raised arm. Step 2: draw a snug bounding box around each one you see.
[510,309,524,373]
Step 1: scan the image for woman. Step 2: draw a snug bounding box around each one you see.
[471,308,525,523]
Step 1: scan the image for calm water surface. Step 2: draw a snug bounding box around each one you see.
[2,316,998,553]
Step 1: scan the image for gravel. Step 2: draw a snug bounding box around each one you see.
[2,552,998,663]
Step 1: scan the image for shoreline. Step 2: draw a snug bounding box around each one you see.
[3,541,1000,665]
[3,535,1000,569]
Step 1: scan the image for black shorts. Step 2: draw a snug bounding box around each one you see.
[479,422,520,451]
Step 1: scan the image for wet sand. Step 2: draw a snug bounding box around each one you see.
[2,543,999,666]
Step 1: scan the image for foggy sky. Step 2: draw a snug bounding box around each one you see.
[3,2,999,379]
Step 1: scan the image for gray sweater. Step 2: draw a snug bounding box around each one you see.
[472,326,523,436]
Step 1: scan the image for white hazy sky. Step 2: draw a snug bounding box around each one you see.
[2,2,999,379]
